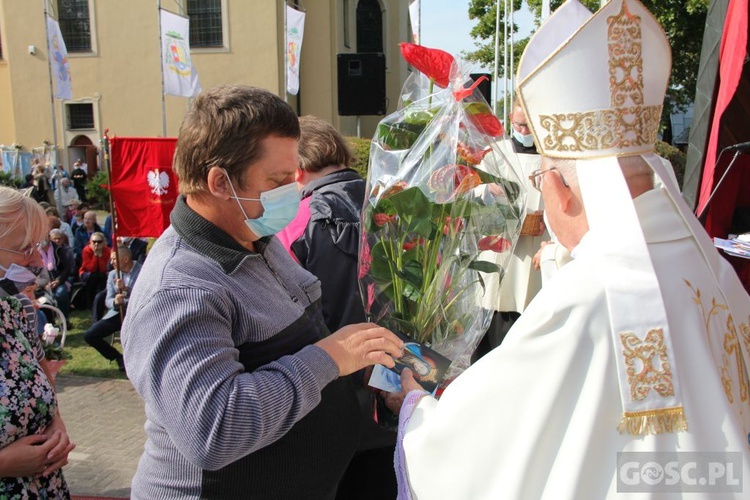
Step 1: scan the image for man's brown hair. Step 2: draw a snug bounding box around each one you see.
[173,85,300,194]
[298,115,352,173]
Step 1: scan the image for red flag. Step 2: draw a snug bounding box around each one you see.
[110,137,178,237]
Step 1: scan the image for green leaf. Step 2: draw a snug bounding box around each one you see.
[397,260,424,289]
[468,260,501,274]
[370,241,395,284]
[389,186,432,221]
[377,122,423,150]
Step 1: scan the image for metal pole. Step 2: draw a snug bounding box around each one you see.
[503,0,508,123]
[42,0,59,148]
[284,1,288,102]
[492,0,501,115]
[509,0,514,112]
[158,1,167,136]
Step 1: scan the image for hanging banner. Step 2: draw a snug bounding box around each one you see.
[46,15,73,100]
[285,5,306,95]
[109,137,178,237]
[409,0,421,44]
[160,9,201,98]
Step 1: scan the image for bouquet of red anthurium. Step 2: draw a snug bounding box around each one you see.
[359,43,526,382]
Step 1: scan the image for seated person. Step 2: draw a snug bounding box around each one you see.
[73,211,102,265]
[84,246,141,372]
[43,229,76,321]
[78,232,110,310]
[118,236,148,265]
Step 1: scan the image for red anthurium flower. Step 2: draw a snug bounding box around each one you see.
[400,43,455,88]
[478,235,512,253]
[373,213,396,227]
[467,112,504,137]
[403,237,425,251]
[359,238,371,279]
[456,141,491,166]
[443,217,464,236]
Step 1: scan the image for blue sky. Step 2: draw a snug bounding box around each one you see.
[420,0,535,73]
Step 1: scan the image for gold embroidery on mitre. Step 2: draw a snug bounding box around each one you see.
[607,0,643,107]
[537,0,660,154]
[620,328,675,401]
[539,105,661,153]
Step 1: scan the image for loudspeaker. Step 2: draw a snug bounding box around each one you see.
[337,53,386,116]
[470,73,492,104]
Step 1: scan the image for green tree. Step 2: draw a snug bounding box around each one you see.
[466,0,709,121]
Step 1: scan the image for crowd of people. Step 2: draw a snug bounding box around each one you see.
[2,1,749,498]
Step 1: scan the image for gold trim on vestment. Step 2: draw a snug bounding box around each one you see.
[617,407,688,435]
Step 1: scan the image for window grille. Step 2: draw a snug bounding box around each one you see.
[187,0,223,48]
[67,103,95,130]
[58,0,91,52]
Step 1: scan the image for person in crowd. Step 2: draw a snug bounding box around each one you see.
[46,209,75,245]
[117,236,148,265]
[277,115,397,499]
[0,186,76,497]
[70,160,87,202]
[53,178,78,219]
[50,164,69,192]
[44,228,76,321]
[394,1,750,498]
[121,85,403,500]
[102,214,113,246]
[31,163,53,205]
[69,202,83,233]
[474,99,548,359]
[20,173,34,190]
[78,231,110,310]
[84,246,141,372]
[73,211,102,264]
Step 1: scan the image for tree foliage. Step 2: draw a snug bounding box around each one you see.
[466,0,710,116]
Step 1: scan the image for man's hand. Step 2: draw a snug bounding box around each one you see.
[115,278,126,293]
[316,323,404,376]
[113,293,125,306]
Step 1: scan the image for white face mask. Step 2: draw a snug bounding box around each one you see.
[512,128,535,148]
[0,263,43,293]
[223,169,301,238]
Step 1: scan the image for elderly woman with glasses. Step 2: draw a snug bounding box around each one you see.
[0,186,75,497]
[78,231,111,310]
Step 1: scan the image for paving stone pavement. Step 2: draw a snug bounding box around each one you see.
[56,375,146,499]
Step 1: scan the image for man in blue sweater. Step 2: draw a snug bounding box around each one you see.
[121,85,403,500]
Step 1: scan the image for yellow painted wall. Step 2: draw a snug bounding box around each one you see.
[0,0,408,162]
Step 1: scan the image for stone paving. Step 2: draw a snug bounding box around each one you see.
[56,375,146,499]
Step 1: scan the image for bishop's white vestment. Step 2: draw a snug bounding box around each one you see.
[400,187,750,499]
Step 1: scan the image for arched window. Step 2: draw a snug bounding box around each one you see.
[356,0,382,53]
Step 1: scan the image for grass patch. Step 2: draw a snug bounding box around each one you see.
[57,308,127,380]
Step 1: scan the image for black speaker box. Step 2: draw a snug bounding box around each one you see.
[470,73,492,104]
[337,53,386,116]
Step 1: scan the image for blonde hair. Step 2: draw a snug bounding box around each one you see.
[0,186,48,250]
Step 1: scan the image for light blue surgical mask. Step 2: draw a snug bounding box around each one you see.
[512,129,535,148]
[223,169,301,238]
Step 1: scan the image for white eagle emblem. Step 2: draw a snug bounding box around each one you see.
[147,169,170,196]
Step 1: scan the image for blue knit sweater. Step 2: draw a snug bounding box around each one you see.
[122,197,360,499]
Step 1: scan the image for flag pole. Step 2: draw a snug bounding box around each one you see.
[42,0,59,148]
[502,0,508,121]
[284,1,288,102]
[492,0,501,115]
[102,130,125,320]
[157,0,167,136]
[509,0,514,113]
